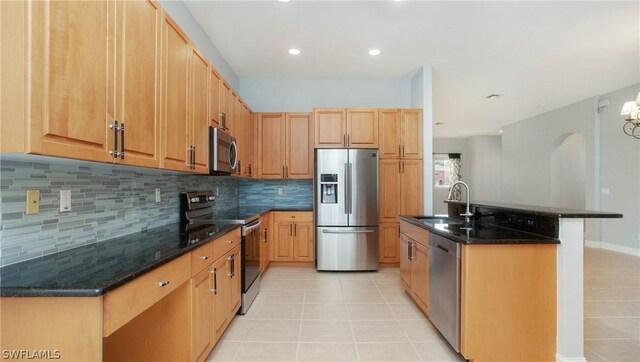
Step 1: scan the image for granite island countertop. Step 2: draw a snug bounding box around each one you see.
[445,200,623,219]
[400,215,560,245]
[0,207,314,298]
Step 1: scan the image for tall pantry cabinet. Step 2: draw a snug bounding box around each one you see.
[378,109,424,264]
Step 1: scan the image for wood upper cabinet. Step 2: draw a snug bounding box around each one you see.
[400,109,422,159]
[234,97,244,176]
[26,0,112,162]
[379,109,422,159]
[314,109,347,148]
[285,113,313,179]
[258,113,286,179]
[315,108,378,148]
[400,159,423,216]
[379,110,401,159]
[258,113,313,179]
[219,81,232,131]
[379,222,400,263]
[114,0,162,168]
[346,109,378,148]
[246,109,256,178]
[189,47,210,174]
[210,68,222,128]
[160,13,190,172]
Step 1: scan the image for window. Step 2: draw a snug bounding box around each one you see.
[434,158,453,187]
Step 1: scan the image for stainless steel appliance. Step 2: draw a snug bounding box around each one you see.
[315,149,379,271]
[180,191,261,314]
[428,233,461,352]
[209,127,238,174]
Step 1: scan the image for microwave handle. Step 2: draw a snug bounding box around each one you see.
[229,140,238,170]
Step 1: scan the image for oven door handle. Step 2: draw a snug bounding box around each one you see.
[242,219,262,236]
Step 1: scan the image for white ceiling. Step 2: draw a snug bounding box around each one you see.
[185,0,640,138]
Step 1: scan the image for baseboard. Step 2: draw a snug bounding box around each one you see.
[379,262,400,268]
[268,261,315,268]
[584,240,640,257]
[556,353,587,362]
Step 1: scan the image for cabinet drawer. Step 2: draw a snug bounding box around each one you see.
[274,212,313,222]
[400,221,429,247]
[213,228,241,261]
[191,242,214,276]
[103,253,191,336]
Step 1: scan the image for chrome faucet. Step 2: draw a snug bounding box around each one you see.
[447,181,474,223]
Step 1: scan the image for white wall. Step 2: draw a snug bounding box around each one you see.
[411,66,434,215]
[466,136,502,202]
[501,84,640,251]
[238,79,411,112]
[161,0,240,89]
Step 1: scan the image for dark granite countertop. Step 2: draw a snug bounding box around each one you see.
[400,216,560,245]
[445,200,622,219]
[0,222,241,297]
[0,207,314,298]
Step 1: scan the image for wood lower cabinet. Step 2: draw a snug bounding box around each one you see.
[379,222,400,263]
[272,212,314,263]
[211,255,230,339]
[191,267,214,361]
[399,221,429,315]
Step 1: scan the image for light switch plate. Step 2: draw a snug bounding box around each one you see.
[155,188,161,203]
[60,190,71,212]
[26,190,40,215]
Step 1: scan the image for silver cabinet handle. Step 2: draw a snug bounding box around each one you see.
[158,281,170,287]
[211,268,217,294]
[322,229,375,234]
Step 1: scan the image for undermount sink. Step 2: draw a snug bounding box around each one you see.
[413,216,466,225]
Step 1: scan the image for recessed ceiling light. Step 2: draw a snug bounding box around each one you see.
[486,94,504,99]
[368,49,381,56]
[499,129,503,134]
[288,48,300,55]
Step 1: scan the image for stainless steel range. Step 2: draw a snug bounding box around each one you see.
[180,191,261,314]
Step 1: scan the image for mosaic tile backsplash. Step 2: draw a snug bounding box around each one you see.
[238,179,313,209]
[0,157,239,266]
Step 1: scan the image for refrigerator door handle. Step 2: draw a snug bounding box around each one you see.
[344,162,350,215]
[348,163,353,214]
[322,229,375,234]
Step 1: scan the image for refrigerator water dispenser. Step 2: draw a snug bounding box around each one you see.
[320,174,338,204]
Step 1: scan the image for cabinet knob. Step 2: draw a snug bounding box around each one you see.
[157,281,170,287]
[201,255,210,261]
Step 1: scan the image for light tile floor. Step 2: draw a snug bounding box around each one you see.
[584,248,640,362]
[207,247,640,361]
[206,267,463,362]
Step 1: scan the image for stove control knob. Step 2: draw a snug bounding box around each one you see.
[208,196,215,201]
[208,231,214,237]
[190,197,199,203]
[194,237,200,243]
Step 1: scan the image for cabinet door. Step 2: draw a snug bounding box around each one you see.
[190,47,209,174]
[227,91,237,137]
[293,222,314,262]
[400,109,423,159]
[234,97,244,176]
[220,81,231,131]
[247,110,256,178]
[211,256,229,339]
[229,246,242,314]
[114,0,161,168]
[411,241,429,314]
[379,222,400,263]
[314,109,346,148]
[399,234,412,290]
[286,113,313,179]
[379,159,401,222]
[273,222,294,261]
[191,267,212,361]
[160,14,190,172]
[30,1,112,162]
[243,105,254,177]
[258,113,286,179]
[400,160,423,216]
[378,109,400,159]
[210,68,222,128]
[347,109,378,148]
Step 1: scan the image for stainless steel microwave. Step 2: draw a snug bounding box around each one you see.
[209,127,238,174]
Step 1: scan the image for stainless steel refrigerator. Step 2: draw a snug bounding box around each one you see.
[315,149,379,271]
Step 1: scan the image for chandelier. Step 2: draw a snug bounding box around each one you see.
[620,92,640,139]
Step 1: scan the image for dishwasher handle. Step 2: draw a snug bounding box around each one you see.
[429,235,461,258]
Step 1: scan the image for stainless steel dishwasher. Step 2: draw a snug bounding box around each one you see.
[428,233,461,352]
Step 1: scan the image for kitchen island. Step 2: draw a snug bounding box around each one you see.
[400,200,621,362]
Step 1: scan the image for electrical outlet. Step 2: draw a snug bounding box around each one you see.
[278,187,283,196]
[216,187,220,196]
[26,190,40,215]
[60,190,71,212]
[155,188,161,203]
